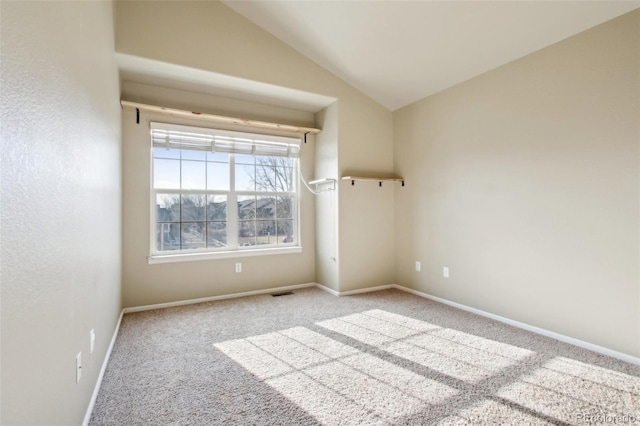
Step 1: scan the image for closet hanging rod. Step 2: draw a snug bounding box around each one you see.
[121,100,321,135]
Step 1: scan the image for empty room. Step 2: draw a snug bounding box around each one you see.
[1,0,639,425]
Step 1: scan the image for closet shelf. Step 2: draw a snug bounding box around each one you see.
[341,176,405,187]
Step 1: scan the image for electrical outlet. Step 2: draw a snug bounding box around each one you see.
[76,352,82,383]
[90,329,95,354]
[235,263,242,273]
[415,261,421,272]
[443,267,449,278]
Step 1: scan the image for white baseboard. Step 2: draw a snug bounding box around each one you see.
[338,284,394,296]
[82,309,124,426]
[122,282,317,314]
[390,284,640,367]
[315,283,394,296]
[315,283,340,296]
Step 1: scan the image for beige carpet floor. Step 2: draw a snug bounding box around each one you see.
[90,287,640,425]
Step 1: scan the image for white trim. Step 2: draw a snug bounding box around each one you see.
[82,310,124,426]
[122,282,317,313]
[390,284,640,367]
[315,283,394,297]
[339,284,394,296]
[148,246,303,264]
[315,283,341,296]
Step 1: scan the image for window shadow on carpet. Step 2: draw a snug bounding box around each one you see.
[214,309,640,425]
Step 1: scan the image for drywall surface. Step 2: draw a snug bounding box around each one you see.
[121,84,317,307]
[338,95,396,292]
[115,0,395,295]
[122,81,315,128]
[394,10,640,357]
[314,103,340,290]
[0,1,122,424]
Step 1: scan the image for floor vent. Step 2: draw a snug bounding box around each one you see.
[271,291,294,297]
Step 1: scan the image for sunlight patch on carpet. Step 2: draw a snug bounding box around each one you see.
[317,317,395,346]
[278,327,360,358]
[362,309,442,332]
[317,310,533,383]
[447,399,555,425]
[266,372,385,425]
[496,356,640,423]
[213,309,638,425]
[247,332,331,370]
[213,338,293,379]
[213,313,460,425]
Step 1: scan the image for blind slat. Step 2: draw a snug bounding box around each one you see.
[150,122,300,158]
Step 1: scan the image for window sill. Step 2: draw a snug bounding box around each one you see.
[148,246,303,264]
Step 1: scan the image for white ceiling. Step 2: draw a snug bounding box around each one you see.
[224,1,639,111]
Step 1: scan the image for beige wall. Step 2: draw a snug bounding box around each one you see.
[0,1,122,424]
[115,1,396,298]
[338,95,396,292]
[315,103,340,291]
[394,11,640,357]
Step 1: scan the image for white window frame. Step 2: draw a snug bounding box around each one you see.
[148,122,302,264]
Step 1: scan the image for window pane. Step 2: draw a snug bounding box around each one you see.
[256,196,275,220]
[238,221,256,247]
[154,159,180,189]
[181,150,206,161]
[156,194,180,222]
[278,157,293,168]
[235,154,254,165]
[207,222,227,248]
[207,162,229,190]
[181,222,206,250]
[154,147,180,159]
[259,156,281,164]
[207,152,229,163]
[181,194,206,221]
[258,156,292,167]
[277,220,294,244]
[276,196,293,219]
[254,157,294,191]
[276,167,294,191]
[254,160,277,192]
[256,156,293,168]
[156,223,180,251]
[181,160,206,190]
[207,195,227,220]
[256,220,276,245]
[237,196,255,220]
[236,164,255,191]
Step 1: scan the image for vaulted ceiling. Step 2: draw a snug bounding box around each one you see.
[224,1,639,111]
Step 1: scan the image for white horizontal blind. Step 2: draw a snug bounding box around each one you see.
[150,122,301,158]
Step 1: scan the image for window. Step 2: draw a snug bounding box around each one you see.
[150,122,301,262]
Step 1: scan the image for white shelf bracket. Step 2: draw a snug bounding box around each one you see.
[309,178,336,192]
